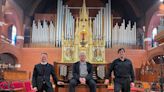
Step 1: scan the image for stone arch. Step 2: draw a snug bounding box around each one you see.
[0,53,18,65]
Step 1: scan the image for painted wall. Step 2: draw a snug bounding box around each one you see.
[18,48,147,74]
[0,43,148,72]
[20,48,62,72]
[105,48,147,68]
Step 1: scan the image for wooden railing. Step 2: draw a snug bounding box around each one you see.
[0,70,28,81]
[155,30,164,44]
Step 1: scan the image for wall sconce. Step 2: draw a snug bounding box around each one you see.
[15,64,21,68]
[0,21,7,26]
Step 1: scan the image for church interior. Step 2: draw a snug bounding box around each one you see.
[0,0,164,91]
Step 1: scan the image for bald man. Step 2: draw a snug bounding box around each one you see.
[69,52,96,92]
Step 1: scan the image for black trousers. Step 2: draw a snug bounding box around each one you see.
[69,79,96,92]
[114,78,131,92]
[37,84,54,92]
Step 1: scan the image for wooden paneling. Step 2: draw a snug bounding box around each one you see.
[56,83,108,92]
[155,30,164,44]
[2,70,28,81]
[54,62,109,83]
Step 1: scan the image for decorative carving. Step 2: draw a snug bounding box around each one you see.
[62,0,105,63]
[97,65,105,79]
[63,47,74,62]
[59,64,67,77]
[93,47,104,62]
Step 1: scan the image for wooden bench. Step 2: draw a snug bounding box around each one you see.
[54,62,109,92]
[55,83,108,92]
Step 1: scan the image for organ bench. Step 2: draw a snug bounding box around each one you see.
[55,83,108,92]
[54,62,109,92]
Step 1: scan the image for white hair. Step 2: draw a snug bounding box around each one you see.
[79,51,86,57]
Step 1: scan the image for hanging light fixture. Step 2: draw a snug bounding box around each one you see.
[160,0,164,3]
[0,21,7,26]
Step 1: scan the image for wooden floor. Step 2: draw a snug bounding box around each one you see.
[55,84,145,92]
[56,83,108,92]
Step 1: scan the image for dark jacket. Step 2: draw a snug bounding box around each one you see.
[32,63,58,90]
[72,61,93,81]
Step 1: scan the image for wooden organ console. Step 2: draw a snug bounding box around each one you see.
[54,61,110,92]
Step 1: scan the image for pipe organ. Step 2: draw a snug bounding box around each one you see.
[56,0,65,47]
[93,1,112,48]
[31,0,137,62]
[31,20,57,47]
[104,1,112,48]
[64,5,75,40]
[112,20,137,48]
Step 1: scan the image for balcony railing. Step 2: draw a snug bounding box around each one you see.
[155,31,164,44]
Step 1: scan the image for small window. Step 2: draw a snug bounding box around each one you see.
[11,25,17,45]
[8,25,17,45]
[152,28,157,47]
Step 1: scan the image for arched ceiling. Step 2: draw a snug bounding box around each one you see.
[13,0,157,22]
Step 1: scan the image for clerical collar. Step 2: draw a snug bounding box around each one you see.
[41,62,48,65]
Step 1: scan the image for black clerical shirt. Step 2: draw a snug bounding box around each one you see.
[106,58,135,82]
[41,64,47,82]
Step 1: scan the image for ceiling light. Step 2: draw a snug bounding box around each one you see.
[0,21,7,26]
[160,0,164,2]
[4,11,13,15]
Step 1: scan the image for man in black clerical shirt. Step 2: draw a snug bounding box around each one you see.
[104,48,135,92]
[32,53,63,92]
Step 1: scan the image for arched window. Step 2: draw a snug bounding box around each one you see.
[8,25,17,45]
[152,28,157,47]
[0,53,17,65]
[0,53,18,70]
[11,25,17,45]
